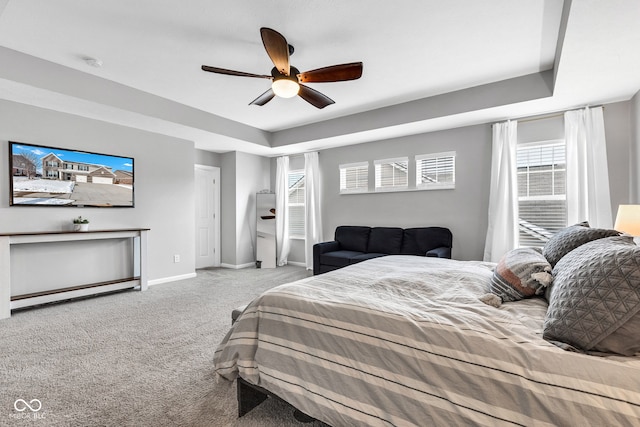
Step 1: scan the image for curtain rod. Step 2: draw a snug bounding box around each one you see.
[516,105,605,124]
[517,111,564,124]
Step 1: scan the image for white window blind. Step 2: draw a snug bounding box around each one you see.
[517,140,567,247]
[374,157,408,191]
[415,151,456,189]
[339,162,368,193]
[288,170,305,237]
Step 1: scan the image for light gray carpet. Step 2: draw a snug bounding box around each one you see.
[0,265,330,427]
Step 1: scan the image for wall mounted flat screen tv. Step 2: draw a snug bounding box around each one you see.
[9,141,134,207]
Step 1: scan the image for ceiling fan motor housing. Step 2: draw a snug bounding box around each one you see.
[272,66,300,81]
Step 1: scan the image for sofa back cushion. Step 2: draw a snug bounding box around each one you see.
[401,227,452,256]
[335,226,371,252]
[368,227,404,254]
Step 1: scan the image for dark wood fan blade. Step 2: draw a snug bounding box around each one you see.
[250,88,275,106]
[298,84,334,109]
[298,62,363,83]
[260,27,290,76]
[201,66,272,79]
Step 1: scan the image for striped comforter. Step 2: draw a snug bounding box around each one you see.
[214,256,640,426]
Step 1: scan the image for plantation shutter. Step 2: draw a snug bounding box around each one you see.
[339,162,368,193]
[374,157,408,191]
[416,152,456,189]
[288,170,305,237]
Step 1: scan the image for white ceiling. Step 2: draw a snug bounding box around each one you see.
[0,0,639,156]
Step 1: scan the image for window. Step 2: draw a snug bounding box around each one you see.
[288,170,305,238]
[517,140,566,247]
[374,157,408,191]
[339,162,368,193]
[416,151,456,190]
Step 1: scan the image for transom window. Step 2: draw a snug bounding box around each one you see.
[339,162,368,193]
[416,151,456,190]
[374,157,408,191]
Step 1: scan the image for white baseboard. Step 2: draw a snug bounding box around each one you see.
[287,261,307,268]
[219,261,308,269]
[220,262,256,269]
[148,272,197,286]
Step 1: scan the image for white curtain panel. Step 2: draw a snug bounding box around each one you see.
[484,120,519,262]
[304,152,323,270]
[275,156,290,266]
[565,106,613,228]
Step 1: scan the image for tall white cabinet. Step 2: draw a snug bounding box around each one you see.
[256,193,276,268]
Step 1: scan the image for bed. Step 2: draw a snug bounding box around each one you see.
[214,254,640,426]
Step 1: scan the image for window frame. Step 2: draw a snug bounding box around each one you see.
[339,161,369,194]
[287,169,306,240]
[374,157,409,192]
[415,151,456,190]
[516,139,567,248]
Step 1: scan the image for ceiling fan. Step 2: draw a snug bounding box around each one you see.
[201,27,363,109]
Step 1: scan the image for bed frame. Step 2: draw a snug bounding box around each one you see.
[237,378,317,423]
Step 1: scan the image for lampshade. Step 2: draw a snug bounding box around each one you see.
[614,205,640,236]
[272,78,299,98]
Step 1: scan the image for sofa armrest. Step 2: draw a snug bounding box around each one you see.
[313,241,341,275]
[426,246,451,259]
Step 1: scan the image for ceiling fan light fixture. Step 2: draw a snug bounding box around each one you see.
[272,77,300,98]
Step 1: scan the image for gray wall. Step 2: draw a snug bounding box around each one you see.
[603,101,633,214]
[194,149,221,167]
[631,90,640,203]
[219,151,270,267]
[319,124,493,261]
[0,99,195,283]
[282,100,635,263]
[220,152,237,266]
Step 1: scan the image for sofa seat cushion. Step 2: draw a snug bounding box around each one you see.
[368,227,403,254]
[320,250,364,267]
[350,253,388,263]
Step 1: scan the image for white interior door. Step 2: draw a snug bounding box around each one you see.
[195,165,220,269]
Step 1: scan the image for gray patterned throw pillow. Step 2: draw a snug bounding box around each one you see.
[542,222,620,267]
[543,236,640,354]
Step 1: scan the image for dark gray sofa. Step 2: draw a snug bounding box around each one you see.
[313,225,452,275]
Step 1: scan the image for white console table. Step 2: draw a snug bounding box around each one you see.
[0,228,149,319]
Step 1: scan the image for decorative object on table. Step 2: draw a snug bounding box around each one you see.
[73,216,90,231]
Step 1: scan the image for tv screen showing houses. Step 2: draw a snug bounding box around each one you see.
[9,141,134,207]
